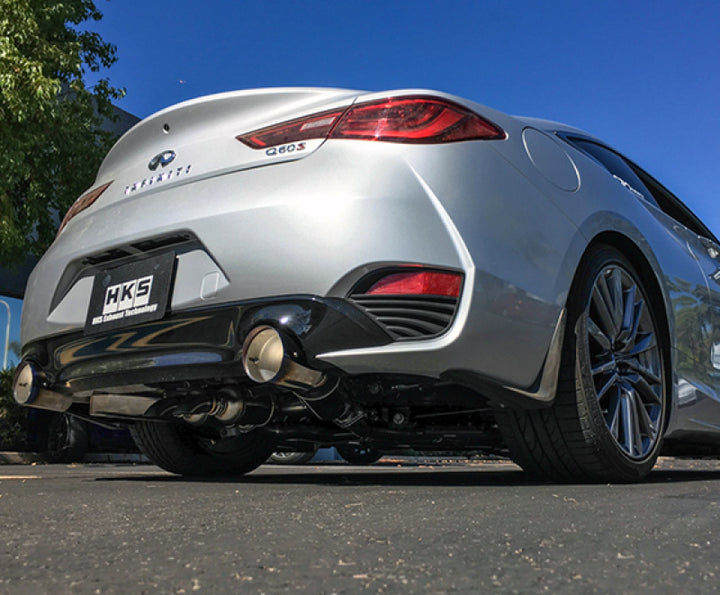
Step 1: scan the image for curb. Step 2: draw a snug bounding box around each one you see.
[0,452,46,464]
[0,451,149,465]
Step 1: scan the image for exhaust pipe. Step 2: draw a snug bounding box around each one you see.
[13,361,72,412]
[242,325,326,390]
[241,326,366,432]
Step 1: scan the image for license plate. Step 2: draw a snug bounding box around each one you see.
[84,252,176,335]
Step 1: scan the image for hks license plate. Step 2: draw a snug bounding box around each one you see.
[84,252,175,335]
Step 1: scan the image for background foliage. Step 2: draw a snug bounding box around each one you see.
[0,0,123,265]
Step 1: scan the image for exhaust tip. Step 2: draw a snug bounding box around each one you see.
[12,360,72,412]
[242,326,285,383]
[242,325,326,390]
[13,361,39,405]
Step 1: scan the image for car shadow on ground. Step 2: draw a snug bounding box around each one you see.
[94,464,720,488]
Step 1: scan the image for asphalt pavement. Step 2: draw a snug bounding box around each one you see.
[1,457,719,593]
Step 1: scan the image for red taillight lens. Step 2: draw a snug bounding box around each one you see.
[237,109,345,149]
[237,96,505,149]
[367,271,462,297]
[57,181,112,236]
[331,97,505,143]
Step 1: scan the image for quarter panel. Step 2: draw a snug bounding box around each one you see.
[320,140,579,387]
[535,140,720,437]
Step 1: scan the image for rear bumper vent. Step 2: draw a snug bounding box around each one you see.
[82,233,195,266]
[348,294,459,339]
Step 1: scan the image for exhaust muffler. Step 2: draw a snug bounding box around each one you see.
[179,388,274,426]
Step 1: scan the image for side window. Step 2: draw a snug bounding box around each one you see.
[632,165,717,241]
[566,138,657,206]
[562,134,718,242]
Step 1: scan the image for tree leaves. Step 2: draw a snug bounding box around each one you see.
[0,0,124,265]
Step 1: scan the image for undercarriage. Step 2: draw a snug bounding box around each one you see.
[68,375,504,457]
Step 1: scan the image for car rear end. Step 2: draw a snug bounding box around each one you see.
[13,88,573,475]
[18,87,517,394]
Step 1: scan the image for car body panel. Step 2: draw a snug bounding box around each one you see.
[18,87,720,447]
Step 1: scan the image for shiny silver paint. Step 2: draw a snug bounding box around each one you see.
[20,87,720,442]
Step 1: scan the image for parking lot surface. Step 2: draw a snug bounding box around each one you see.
[1,457,719,593]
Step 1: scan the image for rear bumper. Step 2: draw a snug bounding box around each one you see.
[23,296,392,394]
[22,142,466,345]
[22,141,568,392]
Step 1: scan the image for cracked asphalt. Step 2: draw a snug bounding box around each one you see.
[1,457,719,593]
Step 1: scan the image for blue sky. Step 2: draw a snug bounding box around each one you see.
[90,0,720,232]
[2,0,719,365]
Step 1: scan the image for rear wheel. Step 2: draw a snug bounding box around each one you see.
[497,245,667,482]
[131,421,275,477]
[336,444,383,465]
[46,413,89,463]
[268,446,319,465]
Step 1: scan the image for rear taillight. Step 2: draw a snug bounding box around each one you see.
[57,181,112,236]
[331,97,505,143]
[237,96,505,149]
[367,271,463,297]
[238,109,345,149]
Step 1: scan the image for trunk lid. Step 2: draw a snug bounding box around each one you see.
[95,87,362,199]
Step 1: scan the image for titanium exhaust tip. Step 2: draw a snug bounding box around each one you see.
[12,361,37,405]
[12,361,72,412]
[242,325,326,390]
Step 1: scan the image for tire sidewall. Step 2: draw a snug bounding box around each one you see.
[46,413,89,463]
[131,420,276,477]
[336,445,382,465]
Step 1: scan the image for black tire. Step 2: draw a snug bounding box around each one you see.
[268,447,319,465]
[496,245,668,482]
[336,444,383,465]
[130,421,275,477]
[46,413,89,463]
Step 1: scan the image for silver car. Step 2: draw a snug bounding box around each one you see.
[13,87,720,481]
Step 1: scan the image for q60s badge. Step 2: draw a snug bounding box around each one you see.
[266,142,306,157]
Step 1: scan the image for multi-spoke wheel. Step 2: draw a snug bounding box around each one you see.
[268,446,319,465]
[496,245,667,482]
[586,264,663,460]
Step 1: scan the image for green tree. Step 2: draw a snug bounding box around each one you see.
[0,0,123,265]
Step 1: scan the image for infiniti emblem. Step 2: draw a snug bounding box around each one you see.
[148,150,176,171]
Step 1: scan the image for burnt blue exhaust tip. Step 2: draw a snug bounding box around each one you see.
[13,361,38,405]
[242,325,326,390]
[13,361,72,412]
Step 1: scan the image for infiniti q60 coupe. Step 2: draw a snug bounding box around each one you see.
[14,87,720,482]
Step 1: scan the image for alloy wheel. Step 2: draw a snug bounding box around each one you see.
[586,265,664,459]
